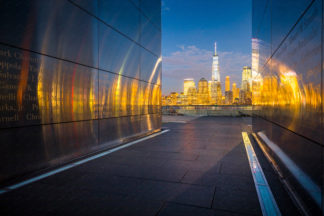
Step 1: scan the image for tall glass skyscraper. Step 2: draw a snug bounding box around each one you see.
[0,0,161,184]
[211,42,220,82]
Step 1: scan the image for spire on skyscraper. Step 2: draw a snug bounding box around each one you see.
[212,42,220,82]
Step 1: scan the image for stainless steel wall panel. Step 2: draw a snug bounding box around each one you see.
[155,61,162,86]
[140,14,161,56]
[145,84,161,114]
[98,71,115,118]
[141,114,162,134]
[252,0,271,68]
[140,48,161,83]
[0,120,99,183]
[70,0,98,16]
[99,115,142,146]
[141,0,161,29]
[153,84,162,114]
[140,82,149,115]
[252,0,323,214]
[264,0,321,143]
[141,82,161,115]
[0,0,161,185]
[0,44,99,128]
[253,117,322,214]
[271,0,313,51]
[99,23,140,79]
[98,0,140,42]
[131,0,140,8]
[0,0,99,68]
[99,71,141,118]
[252,0,269,37]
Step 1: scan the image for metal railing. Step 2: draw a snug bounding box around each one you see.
[162,105,252,116]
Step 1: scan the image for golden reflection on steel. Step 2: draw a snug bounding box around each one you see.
[253,60,321,109]
[148,56,162,84]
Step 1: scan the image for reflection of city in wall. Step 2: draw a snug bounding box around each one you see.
[163,36,320,108]
[162,42,252,105]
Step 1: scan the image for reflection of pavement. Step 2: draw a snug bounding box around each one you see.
[0,117,298,215]
[162,115,200,123]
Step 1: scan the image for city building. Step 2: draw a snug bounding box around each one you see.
[197,78,209,104]
[225,76,230,91]
[239,90,251,105]
[183,78,195,95]
[209,42,221,104]
[232,82,238,101]
[242,66,252,91]
[216,81,223,104]
[225,91,233,105]
[212,42,220,82]
[0,0,161,183]
[169,92,179,105]
[163,43,253,106]
[187,87,197,105]
[251,38,260,80]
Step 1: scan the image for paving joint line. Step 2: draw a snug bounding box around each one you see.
[154,201,166,216]
[115,174,214,188]
[179,170,189,183]
[210,185,218,209]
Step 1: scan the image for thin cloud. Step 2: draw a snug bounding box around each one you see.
[162,45,251,94]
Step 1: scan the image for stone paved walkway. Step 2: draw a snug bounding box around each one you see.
[0,117,264,215]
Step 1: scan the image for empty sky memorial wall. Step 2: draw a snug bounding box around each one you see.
[252,0,323,214]
[0,0,162,184]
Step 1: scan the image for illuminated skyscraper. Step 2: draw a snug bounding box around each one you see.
[198,78,209,104]
[251,38,260,80]
[225,91,233,105]
[242,66,252,91]
[209,81,217,104]
[252,38,261,105]
[224,76,232,105]
[183,78,195,95]
[232,82,238,100]
[225,76,230,91]
[187,87,197,105]
[169,92,179,105]
[240,66,252,105]
[216,82,222,104]
[210,42,221,104]
[212,42,220,82]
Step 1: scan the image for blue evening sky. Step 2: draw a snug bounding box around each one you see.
[162,0,252,95]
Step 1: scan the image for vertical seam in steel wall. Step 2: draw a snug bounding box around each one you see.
[321,0,324,213]
[270,0,272,58]
[139,0,142,118]
[160,0,162,115]
[270,0,272,92]
[97,0,100,145]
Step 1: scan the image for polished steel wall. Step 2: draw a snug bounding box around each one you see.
[0,0,161,184]
[252,0,323,214]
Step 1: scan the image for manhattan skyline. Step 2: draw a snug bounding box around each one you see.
[162,0,252,95]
